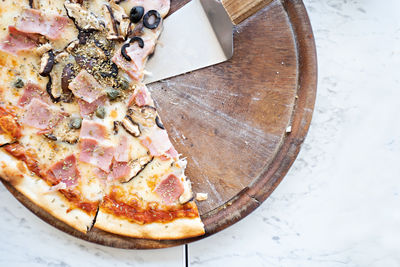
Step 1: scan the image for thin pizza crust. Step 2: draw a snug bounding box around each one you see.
[0,149,94,233]
[95,208,205,240]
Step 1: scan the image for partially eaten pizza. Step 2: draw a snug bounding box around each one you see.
[0,0,205,240]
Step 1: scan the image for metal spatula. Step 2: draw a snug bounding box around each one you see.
[144,0,273,84]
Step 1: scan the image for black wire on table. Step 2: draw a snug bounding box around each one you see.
[185,244,189,267]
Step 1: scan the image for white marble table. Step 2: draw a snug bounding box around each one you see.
[1,0,400,266]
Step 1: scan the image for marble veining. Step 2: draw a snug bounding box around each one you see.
[1,0,400,266]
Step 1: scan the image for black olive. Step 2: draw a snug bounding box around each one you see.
[121,43,132,61]
[143,10,161,29]
[130,6,144,23]
[129,36,144,48]
[155,116,165,130]
[46,76,61,103]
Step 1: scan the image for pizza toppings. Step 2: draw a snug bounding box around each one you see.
[130,6,145,23]
[155,174,184,205]
[114,135,129,162]
[109,161,131,181]
[69,117,82,129]
[15,9,71,40]
[79,119,108,141]
[143,10,161,29]
[78,96,107,118]
[18,83,50,107]
[79,138,114,172]
[46,155,80,187]
[103,2,131,40]
[21,98,62,130]
[64,1,102,31]
[69,70,105,103]
[39,50,56,77]
[128,84,152,107]
[0,26,38,56]
[140,126,173,157]
[121,115,141,137]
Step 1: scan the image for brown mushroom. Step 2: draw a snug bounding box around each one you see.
[64,1,103,31]
[121,115,141,137]
[127,105,157,128]
[120,155,153,183]
[39,50,55,77]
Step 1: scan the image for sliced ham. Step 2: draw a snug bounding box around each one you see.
[0,26,37,56]
[79,119,108,141]
[18,83,50,107]
[77,96,106,118]
[21,98,62,130]
[128,84,151,107]
[108,161,131,181]
[114,135,129,162]
[79,138,114,172]
[15,9,71,40]
[155,174,184,205]
[46,155,79,187]
[140,126,173,157]
[68,70,105,103]
[112,37,155,81]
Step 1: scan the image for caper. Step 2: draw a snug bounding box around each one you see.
[107,89,120,100]
[96,106,106,119]
[69,117,82,129]
[120,79,130,90]
[14,78,24,88]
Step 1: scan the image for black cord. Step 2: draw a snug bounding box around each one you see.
[185,244,189,267]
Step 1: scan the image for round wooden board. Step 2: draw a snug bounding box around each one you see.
[2,0,317,249]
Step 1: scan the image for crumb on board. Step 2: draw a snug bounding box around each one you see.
[196,193,208,201]
[286,126,292,133]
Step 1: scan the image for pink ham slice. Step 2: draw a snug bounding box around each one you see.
[18,83,50,107]
[0,26,38,56]
[155,174,184,205]
[77,96,106,118]
[15,9,71,40]
[69,70,105,103]
[108,161,131,181]
[22,98,62,130]
[79,119,108,141]
[79,138,114,172]
[128,85,151,107]
[114,135,129,162]
[46,155,79,187]
[140,126,173,157]
[112,37,155,81]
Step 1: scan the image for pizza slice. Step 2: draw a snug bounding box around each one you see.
[0,0,205,239]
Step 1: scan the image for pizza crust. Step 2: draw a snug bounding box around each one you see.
[0,149,95,233]
[95,208,205,240]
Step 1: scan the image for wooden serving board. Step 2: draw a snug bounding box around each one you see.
[2,0,317,249]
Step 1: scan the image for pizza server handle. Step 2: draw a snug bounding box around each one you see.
[221,0,274,25]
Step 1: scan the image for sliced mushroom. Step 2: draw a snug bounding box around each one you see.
[103,4,119,40]
[121,115,141,137]
[64,1,103,31]
[113,121,120,135]
[29,0,40,9]
[120,155,153,183]
[35,43,53,56]
[127,105,157,128]
[47,55,75,103]
[39,50,55,77]
[49,117,80,144]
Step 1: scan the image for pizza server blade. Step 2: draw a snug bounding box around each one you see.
[143,0,272,84]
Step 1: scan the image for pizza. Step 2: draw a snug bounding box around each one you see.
[0,0,205,240]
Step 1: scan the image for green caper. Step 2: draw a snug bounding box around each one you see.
[96,106,106,119]
[107,89,120,100]
[119,79,130,90]
[69,117,82,129]
[14,78,24,88]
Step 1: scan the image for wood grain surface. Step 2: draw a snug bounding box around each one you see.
[222,0,273,24]
[2,0,317,249]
